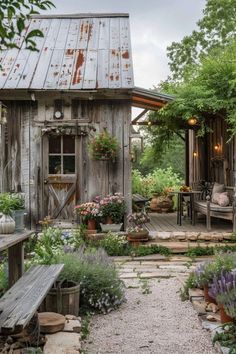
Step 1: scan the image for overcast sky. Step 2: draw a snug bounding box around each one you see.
[48,0,206,89]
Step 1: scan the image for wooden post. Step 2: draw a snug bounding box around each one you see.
[185,130,189,186]
[206,196,211,231]
[8,241,24,287]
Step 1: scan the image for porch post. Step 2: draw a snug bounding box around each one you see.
[185,130,189,186]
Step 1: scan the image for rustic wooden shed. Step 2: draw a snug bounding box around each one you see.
[0,13,171,228]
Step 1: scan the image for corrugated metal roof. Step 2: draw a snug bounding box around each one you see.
[0,14,134,91]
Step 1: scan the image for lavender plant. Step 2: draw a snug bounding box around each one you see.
[57,247,126,314]
[194,254,236,288]
[209,270,236,319]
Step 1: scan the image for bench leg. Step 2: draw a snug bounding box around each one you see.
[8,241,24,287]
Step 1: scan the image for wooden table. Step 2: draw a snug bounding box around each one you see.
[171,191,202,226]
[0,231,34,286]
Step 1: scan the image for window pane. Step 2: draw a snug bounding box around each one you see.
[63,156,75,174]
[49,136,61,153]
[49,156,61,174]
[63,136,75,153]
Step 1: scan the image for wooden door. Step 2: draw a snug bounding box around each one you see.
[43,134,78,220]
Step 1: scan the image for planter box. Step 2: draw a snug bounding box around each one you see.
[100,223,123,232]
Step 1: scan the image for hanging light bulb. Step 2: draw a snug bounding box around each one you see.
[187,117,198,126]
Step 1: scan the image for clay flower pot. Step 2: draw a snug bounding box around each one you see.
[218,304,234,324]
[106,216,113,224]
[87,219,96,231]
[203,286,216,304]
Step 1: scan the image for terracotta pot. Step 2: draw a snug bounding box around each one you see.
[128,230,149,241]
[150,194,174,213]
[218,304,234,324]
[203,286,216,304]
[106,216,113,224]
[87,219,96,231]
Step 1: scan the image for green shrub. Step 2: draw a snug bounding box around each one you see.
[56,248,126,314]
[186,246,214,258]
[132,167,182,198]
[132,245,171,257]
[98,232,129,256]
[34,227,64,264]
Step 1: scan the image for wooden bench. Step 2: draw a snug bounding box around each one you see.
[0,264,64,334]
[194,186,236,231]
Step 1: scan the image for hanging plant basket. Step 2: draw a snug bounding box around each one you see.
[89,131,119,162]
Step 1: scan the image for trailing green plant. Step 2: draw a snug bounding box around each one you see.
[180,272,198,301]
[56,247,126,314]
[213,323,236,354]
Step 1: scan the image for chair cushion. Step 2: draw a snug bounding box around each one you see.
[218,192,230,207]
[195,201,233,212]
[211,182,225,203]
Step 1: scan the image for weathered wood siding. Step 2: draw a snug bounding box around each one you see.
[188,117,235,187]
[0,98,131,226]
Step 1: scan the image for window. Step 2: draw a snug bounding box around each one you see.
[49,135,75,174]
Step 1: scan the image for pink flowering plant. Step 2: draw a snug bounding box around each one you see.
[96,193,125,224]
[127,212,150,232]
[89,131,118,162]
[74,202,100,222]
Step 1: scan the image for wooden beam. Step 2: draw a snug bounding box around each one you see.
[132,109,148,124]
[132,96,165,108]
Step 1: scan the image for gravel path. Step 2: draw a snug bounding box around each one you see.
[84,277,217,354]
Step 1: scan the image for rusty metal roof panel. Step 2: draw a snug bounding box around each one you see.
[0,14,134,91]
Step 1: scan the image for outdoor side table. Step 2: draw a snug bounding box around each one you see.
[0,231,34,286]
[171,191,202,226]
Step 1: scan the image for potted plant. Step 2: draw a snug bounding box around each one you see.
[88,130,118,162]
[10,193,25,231]
[0,193,16,234]
[194,255,236,303]
[150,187,174,213]
[98,193,125,232]
[127,212,150,242]
[209,270,236,323]
[74,202,100,231]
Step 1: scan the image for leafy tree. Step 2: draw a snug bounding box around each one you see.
[163,40,236,135]
[167,0,236,80]
[0,0,55,51]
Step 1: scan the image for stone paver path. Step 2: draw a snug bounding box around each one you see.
[84,256,217,354]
